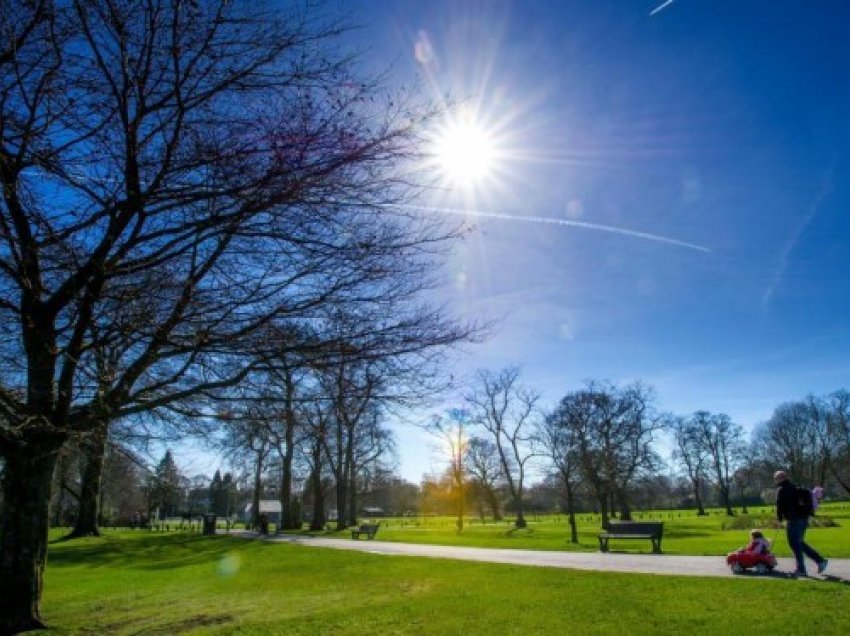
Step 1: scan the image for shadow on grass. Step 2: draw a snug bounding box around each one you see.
[602,549,665,555]
[821,574,850,587]
[47,532,264,571]
[99,612,235,634]
[740,569,850,586]
[733,569,796,580]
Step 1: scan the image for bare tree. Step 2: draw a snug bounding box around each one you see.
[0,1,472,627]
[760,397,829,488]
[249,331,317,531]
[465,436,503,522]
[219,410,274,529]
[553,381,661,525]
[826,389,850,494]
[691,411,743,516]
[427,408,470,531]
[537,405,583,543]
[320,355,382,529]
[300,391,332,531]
[732,440,760,514]
[466,368,538,529]
[670,415,709,516]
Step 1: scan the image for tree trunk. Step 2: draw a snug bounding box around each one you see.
[309,466,326,532]
[251,451,264,530]
[513,496,527,528]
[0,443,61,634]
[347,470,358,528]
[568,509,578,544]
[563,479,578,544]
[738,484,749,514]
[344,433,357,528]
[280,370,298,530]
[598,490,610,528]
[486,487,503,522]
[68,423,109,538]
[334,474,347,531]
[693,477,707,515]
[720,485,734,516]
[455,479,464,533]
[308,429,326,531]
[279,448,295,529]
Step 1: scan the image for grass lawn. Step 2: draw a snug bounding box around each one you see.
[43,531,850,635]
[310,502,850,558]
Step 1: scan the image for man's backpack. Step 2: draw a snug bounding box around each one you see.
[795,486,814,517]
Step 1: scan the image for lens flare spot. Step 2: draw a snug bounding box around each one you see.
[218,553,242,577]
[566,198,584,219]
[414,30,436,66]
[455,271,468,290]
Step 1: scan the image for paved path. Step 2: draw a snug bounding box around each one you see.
[231,531,850,582]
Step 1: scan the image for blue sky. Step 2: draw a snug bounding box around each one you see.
[339,0,850,481]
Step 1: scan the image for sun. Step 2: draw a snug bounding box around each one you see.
[430,113,498,190]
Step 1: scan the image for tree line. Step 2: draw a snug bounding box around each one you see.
[443,372,850,544]
[38,375,849,548]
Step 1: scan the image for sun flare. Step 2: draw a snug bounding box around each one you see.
[430,115,498,190]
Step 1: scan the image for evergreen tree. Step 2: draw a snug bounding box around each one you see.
[149,451,182,519]
[209,469,236,517]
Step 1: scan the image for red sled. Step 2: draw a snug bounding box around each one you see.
[726,551,777,575]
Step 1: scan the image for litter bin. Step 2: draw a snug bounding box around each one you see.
[202,514,217,535]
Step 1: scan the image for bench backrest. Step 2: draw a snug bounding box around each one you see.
[359,523,378,531]
[604,521,663,536]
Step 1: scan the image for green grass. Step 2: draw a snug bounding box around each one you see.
[306,502,850,558]
[43,530,850,635]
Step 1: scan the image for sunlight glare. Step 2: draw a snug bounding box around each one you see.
[431,115,497,189]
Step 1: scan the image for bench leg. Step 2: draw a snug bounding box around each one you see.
[599,537,608,552]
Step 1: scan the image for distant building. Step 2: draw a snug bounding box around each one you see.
[361,506,386,517]
[243,500,282,524]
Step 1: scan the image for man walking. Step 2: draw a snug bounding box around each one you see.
[774,470,828,576]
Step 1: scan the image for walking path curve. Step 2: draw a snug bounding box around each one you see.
[230,531,850,581]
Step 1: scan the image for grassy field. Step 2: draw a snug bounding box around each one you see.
[43,530,850,635]
[308,502,850,558]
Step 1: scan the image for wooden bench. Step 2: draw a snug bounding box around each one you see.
[598,521,664,554]
[351,522,380,540]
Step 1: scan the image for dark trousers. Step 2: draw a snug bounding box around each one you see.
[786,517,823,574]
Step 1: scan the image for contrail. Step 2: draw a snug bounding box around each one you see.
[762,173,833,304]
[649,0,675,16]
[394,203,711,253]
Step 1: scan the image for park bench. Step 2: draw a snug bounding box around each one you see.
[598,521,664,554]
[351,522,380,540]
